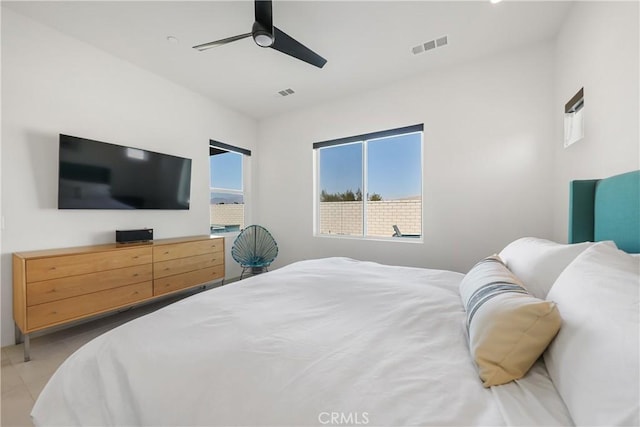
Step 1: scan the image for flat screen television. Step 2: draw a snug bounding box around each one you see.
[58,134,192,210]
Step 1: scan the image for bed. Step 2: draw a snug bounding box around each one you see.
[31,170,640,426]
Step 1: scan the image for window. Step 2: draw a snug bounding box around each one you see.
[209,140,250,234]
[314,124,423,239]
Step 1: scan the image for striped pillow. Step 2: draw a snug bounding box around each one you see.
[459,255,561,387]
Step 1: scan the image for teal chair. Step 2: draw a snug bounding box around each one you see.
[231,225,278,279]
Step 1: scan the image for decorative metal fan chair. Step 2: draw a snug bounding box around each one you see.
[231,225,278,279]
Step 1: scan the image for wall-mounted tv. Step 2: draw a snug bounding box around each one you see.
[58,134,192,210]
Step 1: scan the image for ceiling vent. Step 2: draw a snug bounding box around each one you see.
[423,40,437,52]
[412,35,448,55]
[278,88,295,97]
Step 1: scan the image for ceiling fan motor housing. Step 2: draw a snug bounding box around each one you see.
[252,21,273,47]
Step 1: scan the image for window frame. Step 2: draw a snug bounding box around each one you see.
[313,124,424,242]
[209,140,251,236]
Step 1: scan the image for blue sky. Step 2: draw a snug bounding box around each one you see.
[319,133,422,200]
[318,143,363,196]
[210,151,242,190]
[210,133,422,200]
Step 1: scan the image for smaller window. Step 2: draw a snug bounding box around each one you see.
[209,141,250,235]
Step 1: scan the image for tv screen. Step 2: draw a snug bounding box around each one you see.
[58,134,192,210]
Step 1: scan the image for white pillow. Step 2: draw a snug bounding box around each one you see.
[544,242,639,426]
[499,237,616,299]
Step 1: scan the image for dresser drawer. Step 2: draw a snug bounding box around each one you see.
[27,281,152,331]
[27,264,153,306]
[154,253,224,279]
[153,239,223,262]
[153,266,224,296]
[26,247,152,283]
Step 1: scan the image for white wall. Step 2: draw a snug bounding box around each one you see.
[0,6,3,350]
[0,9,258,346]
[256,43,556,274]
[552,1,640,242]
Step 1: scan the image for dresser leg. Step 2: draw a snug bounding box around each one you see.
[15,323,23,344]
[23,335,31,362]
[15,324,30,362]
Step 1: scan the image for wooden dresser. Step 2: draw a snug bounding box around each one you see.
[13,235,224,361]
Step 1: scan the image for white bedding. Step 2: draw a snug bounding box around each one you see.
[32,257,569,426]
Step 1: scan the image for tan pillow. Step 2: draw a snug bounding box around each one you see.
[459,255,561,387]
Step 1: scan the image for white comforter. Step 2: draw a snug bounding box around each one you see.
[33,257,538,426]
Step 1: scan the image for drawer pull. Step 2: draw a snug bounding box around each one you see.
[164,251,170,255]
[133,273,139,277]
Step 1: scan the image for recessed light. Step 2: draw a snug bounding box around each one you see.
[490,0,503,4]
[166,36,179,44]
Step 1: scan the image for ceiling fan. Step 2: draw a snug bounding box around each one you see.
[193,0,327,69]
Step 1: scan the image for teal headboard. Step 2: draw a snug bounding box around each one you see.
[569,170,640,253]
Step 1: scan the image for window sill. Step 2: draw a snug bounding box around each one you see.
[313,233,423,244]
[210,231,241,238]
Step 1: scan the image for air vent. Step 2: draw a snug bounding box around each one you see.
[412,35,449,55]
[278,88,295,97]
[423,40,436,51]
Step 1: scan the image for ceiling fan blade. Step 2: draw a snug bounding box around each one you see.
[254,0,273,31]
[271,27,327,68]
[193,33,252,51]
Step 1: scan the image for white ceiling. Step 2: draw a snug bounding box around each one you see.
[4,1,573,120]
